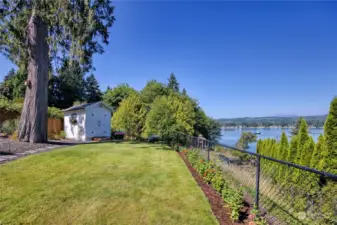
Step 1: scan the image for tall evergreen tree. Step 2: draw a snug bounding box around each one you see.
[287,135,298,163]
[323,97,337,174]
[295,118,309,165]
[279,132,289,160]
[291,117,303,136]
[300,136,315,167]
[275,132,289,181]
[85,74,102,103]
[182,88,187,96]
[0,0,115,143]
[312,135,328,170]
[312,134,325,170]
[167,73,179,92]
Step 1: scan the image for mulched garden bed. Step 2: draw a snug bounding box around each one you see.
[0,138,78,155]
[178,151,250,225]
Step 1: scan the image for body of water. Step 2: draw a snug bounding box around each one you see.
[220,127,323,153]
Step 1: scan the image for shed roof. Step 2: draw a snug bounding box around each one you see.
[62,101,114,112]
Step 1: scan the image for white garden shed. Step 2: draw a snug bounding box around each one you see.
[63,101,113,141]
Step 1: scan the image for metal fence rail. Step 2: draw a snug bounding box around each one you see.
[166,132,337,225]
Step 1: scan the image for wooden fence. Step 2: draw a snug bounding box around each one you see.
[48,118,63,136]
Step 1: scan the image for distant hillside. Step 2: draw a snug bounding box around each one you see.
[217,115,327,128]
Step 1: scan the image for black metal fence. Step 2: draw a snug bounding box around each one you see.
[167,132,337,225]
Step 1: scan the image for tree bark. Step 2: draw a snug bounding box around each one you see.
[18,14,49,143]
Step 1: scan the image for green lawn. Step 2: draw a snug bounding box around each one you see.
[0,142,217,225]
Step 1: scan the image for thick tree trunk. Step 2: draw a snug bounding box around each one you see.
[18,15,49,143]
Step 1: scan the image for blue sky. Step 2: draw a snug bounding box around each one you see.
[1,1,337,118]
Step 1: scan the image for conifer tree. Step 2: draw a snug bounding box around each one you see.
[321,98,337,222]
[323,97,337,174]
[167,73,179,92]
[312,134,325,170]
[300,136,315,167]
[295,118,310,165]
[276,132,289,181]
[287,135,298,163]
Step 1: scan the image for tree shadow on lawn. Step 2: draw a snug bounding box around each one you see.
[120,141,173,151]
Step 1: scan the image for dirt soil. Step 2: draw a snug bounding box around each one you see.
[178,151,250,225]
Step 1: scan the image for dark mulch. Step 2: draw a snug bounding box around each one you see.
[0,139,80,155]
[178,151,250,225]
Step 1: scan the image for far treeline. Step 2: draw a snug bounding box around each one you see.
[218,115,327,128]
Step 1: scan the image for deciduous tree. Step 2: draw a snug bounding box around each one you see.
[103,84,137,109]
[112,93,147,138]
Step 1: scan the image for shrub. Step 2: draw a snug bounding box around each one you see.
[211,171,226,192]
[59,131,66,139]
[221,184,243,220]
[0,119,19,135]
[186,149,245,222]
[48,107,63,119]
[10,130,18,140]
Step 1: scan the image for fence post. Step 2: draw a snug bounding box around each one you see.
[207,146,210,162]
[255,155,261,209]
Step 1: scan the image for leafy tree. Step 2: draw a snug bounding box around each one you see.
[206,118,222,142]
[0,69,16,99]
[84,74,102,103]
[236,132,257,150]
[0,0,115,142]
[0,68,26,100]
[144,94,195,139]
[167,73,179,92]
[140,80,168,106]
[103,84,137,109]
[112,93,147,138]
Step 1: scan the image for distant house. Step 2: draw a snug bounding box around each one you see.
[62,101,113,141]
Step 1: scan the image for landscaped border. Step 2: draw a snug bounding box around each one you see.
[178,151,249,225]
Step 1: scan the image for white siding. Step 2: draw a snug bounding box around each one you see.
[85,104,111,140]
[64,110,86,141]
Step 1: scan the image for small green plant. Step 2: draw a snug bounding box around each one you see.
[221,184,243,221]
[0,119,19,135]
[211,171,225,192]
[186,149,244,222]
[249,207,268,225]
[59,131,66,139]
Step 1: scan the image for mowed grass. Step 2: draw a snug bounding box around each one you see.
[0,142,217,225]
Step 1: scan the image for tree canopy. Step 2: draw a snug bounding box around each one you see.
[112,93,147,138]
[0,0,115,71]
[140,80,168,106]
[103,84,137,110]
